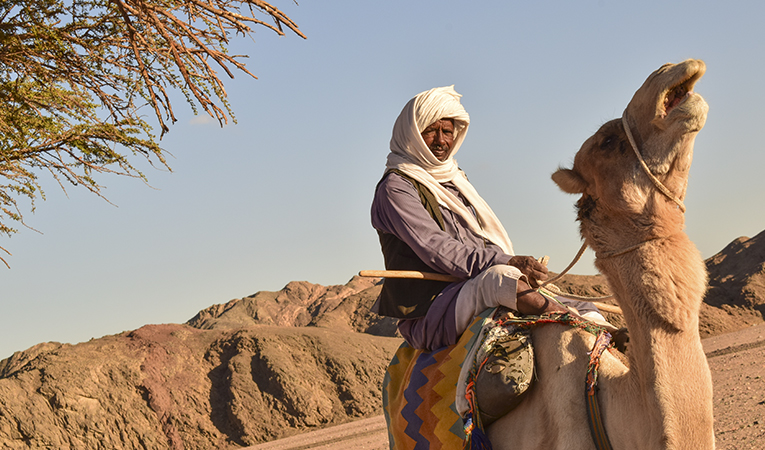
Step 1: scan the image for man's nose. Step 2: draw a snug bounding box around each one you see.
[434,129,447,145]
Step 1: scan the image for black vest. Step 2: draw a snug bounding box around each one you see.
[373,170,453,319]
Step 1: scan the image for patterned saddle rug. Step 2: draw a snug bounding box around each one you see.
[382,309,494,450]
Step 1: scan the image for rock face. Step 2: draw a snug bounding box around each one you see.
[1,234,763,449]
[0,324,401,449]
[187,276,398,337]
[701,230,765,335]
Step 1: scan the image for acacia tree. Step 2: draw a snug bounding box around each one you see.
[0,0,304,265]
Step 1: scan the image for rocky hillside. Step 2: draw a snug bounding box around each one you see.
[187,276,398,337]
[0,323,402,449]
[0,233,763,449]
[702,230,765,334]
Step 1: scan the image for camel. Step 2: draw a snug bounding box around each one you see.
[486,59,715,449]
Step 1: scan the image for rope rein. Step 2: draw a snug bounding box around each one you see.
[537,243,587,287]
[595,236,669,259]
[535,243,616,302]
[539,284,615,302]
[621,112,686,212]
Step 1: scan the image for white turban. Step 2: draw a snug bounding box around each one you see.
[386,86,514,255]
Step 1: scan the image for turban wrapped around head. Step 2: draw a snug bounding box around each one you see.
[389,86,469,181]
[385,86,514,255]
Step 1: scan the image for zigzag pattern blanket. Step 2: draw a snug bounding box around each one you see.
[382,310,492,450]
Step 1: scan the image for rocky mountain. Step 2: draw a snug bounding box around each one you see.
[1,233,763,449]
[701,230,765,334]
[0,322,401,449]
[186,276,398,337]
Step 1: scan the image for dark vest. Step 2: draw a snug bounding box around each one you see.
[373,170,453,319]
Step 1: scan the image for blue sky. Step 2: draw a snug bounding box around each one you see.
[2,1,764,359]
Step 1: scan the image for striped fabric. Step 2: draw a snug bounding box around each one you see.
[382,310,493,449]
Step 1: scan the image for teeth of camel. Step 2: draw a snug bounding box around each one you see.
[664,84,688,114]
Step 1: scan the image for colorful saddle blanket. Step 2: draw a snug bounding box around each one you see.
[382,310,493,450]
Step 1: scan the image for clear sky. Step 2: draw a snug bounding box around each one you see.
[2,1,764,359]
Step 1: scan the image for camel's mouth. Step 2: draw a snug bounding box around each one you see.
[660,69,704,119]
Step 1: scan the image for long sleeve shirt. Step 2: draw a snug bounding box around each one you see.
[371,171,512,349]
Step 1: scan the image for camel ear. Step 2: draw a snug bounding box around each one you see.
[552,168,587,194]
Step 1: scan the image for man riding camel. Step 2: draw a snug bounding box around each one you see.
[371,85,608,351]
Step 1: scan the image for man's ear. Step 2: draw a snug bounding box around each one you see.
[551,168,587,194]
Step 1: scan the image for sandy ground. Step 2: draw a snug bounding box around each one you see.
[245,415,388,450]
[704,323,765,449]
[247,324,765,450]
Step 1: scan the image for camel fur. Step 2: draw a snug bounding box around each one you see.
[486,59,714,449]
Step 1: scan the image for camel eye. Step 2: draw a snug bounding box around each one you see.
[600,135,617,150]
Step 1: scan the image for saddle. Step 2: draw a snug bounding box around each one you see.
[383,308,535,449]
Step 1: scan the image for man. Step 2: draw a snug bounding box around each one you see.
[371,86,606,350]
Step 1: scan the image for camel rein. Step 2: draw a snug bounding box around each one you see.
[621,111,686,212]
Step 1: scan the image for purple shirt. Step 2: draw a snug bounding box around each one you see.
[371,172,511,349]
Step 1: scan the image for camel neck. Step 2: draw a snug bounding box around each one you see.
[596,233,714,449]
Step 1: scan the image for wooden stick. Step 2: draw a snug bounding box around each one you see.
[358,269,624,315]
[588,302,623,315]
[358,270,461,283]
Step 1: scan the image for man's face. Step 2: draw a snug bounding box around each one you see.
[421,118,455,162]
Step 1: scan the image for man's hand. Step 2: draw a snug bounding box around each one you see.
[507,256,548,288]
[515,278,568,315]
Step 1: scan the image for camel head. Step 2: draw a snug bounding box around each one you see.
[551,59,708,254]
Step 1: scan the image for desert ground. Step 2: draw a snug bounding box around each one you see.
[247,323,765,450]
